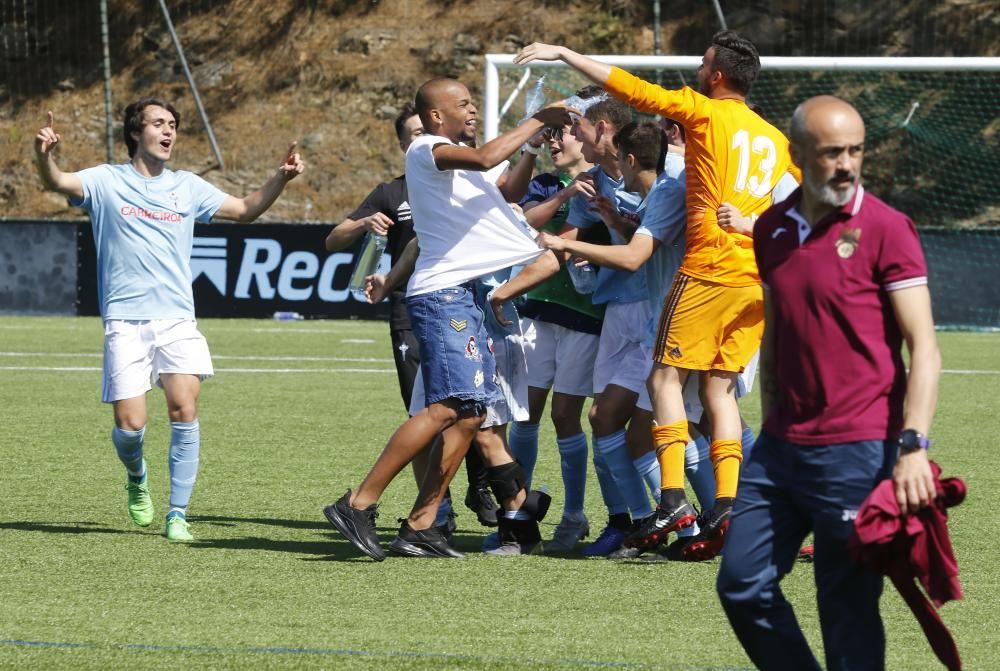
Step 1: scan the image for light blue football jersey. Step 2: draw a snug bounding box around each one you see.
[633,174,687,348]
[70,163,227,320]
[566,166,646,305]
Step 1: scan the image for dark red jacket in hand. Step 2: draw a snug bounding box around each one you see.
[850,461,965,670]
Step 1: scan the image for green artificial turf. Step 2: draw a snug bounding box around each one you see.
[0,317,996,669]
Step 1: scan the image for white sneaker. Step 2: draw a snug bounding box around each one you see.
[546,513,590,553]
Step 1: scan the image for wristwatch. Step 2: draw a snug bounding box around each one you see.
[896,429,931,455]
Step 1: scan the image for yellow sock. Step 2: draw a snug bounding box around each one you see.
[710,438,743,499]
[652,421,689,491]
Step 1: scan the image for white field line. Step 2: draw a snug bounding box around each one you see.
[0,352,392,363]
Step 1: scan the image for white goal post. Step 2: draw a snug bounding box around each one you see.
[483,54,1000,141]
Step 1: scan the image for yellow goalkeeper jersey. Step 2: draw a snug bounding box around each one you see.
[606,66,800,287]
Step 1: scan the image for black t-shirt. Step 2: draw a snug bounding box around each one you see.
[348,175,414,330]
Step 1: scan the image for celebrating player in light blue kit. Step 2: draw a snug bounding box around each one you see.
[34,99,304,541]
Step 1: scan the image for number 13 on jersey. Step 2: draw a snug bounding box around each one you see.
[731,129,777,198]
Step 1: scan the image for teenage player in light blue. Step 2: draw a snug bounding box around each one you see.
[34,99,304,541]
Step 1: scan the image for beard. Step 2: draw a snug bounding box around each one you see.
[803,165,857,208]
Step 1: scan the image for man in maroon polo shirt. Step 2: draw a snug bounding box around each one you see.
[716,95,941,671]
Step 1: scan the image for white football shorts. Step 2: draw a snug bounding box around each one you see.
[592,301,653,411]
[102,319,214,403]
[521,317,598,398]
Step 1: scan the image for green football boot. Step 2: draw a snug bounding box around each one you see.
[125,476,155,527]
[164,514,194,542]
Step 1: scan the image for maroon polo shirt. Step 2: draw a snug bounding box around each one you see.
[754,186,928,445]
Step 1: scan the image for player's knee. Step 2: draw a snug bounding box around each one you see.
[550,403,582,436]
[167,403,197,423]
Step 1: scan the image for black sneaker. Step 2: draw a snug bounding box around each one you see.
[623,500,697,550]
[388,519,465,558]
[323,490,385,561]
[680,499,733,562]
[464,485,499,527]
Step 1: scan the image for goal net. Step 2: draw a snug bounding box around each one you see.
[485,55,1000,330]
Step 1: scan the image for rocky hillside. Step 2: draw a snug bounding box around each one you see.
[1,0,996,223]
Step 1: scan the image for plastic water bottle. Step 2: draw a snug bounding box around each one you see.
[348,232,388,302]
[272,311,303,321]
[566,261,597,294]
[522,75,546,121]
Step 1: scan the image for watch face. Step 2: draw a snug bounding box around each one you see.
[898,429,927,453]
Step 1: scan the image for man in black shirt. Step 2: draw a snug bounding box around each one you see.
[325,104,497,528]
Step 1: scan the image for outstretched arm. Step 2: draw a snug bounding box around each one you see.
[215,142,305,222]
[433,107,571,172]
[539,230,656,272]
[514,44,613,86]
[34,111,83,199]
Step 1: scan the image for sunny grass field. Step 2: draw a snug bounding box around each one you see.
[0,316,997,670]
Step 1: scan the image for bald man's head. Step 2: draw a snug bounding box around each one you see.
[790,95,865,146]
[790,95,867,211]
[414,78,477,143]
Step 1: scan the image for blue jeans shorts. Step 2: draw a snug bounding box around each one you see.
[406,284,498,415]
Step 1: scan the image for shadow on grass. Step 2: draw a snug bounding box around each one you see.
[0,521,132,535]
[189,535,371,561]
[192,514,331,531]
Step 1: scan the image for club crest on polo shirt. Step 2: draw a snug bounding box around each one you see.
[449,318,467,332]
[836,227,862,258]
[465,336,482,362]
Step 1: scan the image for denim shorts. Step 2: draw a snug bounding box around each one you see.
[406,284,498,414]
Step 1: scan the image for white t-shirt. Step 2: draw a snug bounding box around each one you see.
[404,134,543,296]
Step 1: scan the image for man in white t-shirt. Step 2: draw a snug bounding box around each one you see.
[323,78,569,561]
[34,99,304,542]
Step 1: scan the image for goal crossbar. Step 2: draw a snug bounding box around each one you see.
[484,54,1000,140]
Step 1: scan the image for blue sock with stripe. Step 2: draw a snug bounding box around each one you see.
[168,420,200,510]
[632,451,661,505]
[595,430,653,520]
[685,435,715,511]
[508,421,540,489]
[112,426,146,482]
[557,433,588,515]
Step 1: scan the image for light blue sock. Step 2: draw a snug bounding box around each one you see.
[557,433,588,515]
[595,430,653,520]
[632,451,661,505]
[168,420,200,510]
[741,425,757,463]
[503,509,531,520]
[592,434,628,516]
[434,497,454,527]
[685,435,715,511]
[508,421,540,488]
[112,426,146,482]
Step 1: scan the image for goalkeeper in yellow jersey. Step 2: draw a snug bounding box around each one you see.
[516,31,799,560]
